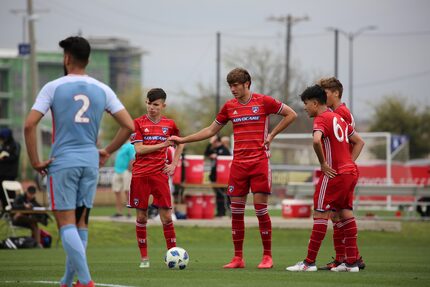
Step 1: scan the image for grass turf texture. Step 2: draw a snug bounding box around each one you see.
[1,220,429,286]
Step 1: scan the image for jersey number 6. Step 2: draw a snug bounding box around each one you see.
[333,117,349,143]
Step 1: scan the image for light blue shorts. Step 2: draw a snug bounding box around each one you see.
[47,167,99,210]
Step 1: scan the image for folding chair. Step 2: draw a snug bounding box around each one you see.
[0,180,25,238]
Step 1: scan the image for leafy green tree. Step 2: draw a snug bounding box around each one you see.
[368,96,430,159]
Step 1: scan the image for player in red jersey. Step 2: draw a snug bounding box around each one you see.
[170,68,297,269]
[286,85,364,272]
[318,77,365,270]
[129,88,184,268]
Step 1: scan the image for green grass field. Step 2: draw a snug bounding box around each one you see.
[1,216,430,287]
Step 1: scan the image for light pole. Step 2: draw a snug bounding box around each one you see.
[334,25,377,115]
[268,14,309,102]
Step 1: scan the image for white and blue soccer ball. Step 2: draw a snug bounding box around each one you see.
[165,247,189,270]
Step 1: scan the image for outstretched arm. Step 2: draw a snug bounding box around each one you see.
[170,121,223,144]
[265,104,297,147]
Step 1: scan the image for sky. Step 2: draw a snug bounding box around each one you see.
[1,0,429,122]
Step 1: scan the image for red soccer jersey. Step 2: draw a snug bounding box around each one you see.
[215,93,283,163]
[313,110,357,174]
[131,115,179,176]
[333,103,355,128]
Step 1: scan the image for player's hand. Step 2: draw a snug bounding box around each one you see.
[32,158,54,176]
[99,149,110,167]
[169,136,184,144]
[163,163,176,176]
[264,133,274,149]
[163,139,174,147]
[321,162,337,178]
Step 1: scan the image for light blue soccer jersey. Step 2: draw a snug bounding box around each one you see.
[32,75,124,173]
[113,142,135,174]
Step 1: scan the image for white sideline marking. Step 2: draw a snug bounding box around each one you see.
[3,281,137,287]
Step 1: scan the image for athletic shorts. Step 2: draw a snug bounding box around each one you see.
[111,170,131,192]
[129,173,171,209]
[47,167,99,211]
[314,173,358,212]
[227,158,271,197]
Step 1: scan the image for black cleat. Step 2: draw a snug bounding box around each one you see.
[319,257,343,271]
[357,256,366,270]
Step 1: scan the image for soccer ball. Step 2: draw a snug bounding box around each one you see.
[164,247,189,270]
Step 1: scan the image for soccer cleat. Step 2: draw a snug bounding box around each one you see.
[331,262,359,272]
[139,259,150,268]
[286,261,317,272]
[74,281,95,287]
[223,256,245,268]
[357,256,366,270]
[257,255,273,269]
[319,257,343,271]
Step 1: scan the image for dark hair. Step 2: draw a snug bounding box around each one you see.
[27,186,37,194]
[299,85,327,105]
[227,68,252,88]
[318,77,343,98]
[59,36,91,67]
[147,88,167,103]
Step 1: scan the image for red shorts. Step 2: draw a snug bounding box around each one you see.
[314,173,358,211]
[227,159,271,197]
[129,173,172,209]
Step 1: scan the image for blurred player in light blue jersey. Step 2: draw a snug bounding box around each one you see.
[24,36,134,287]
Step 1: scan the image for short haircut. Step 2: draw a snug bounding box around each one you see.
[318,77,343,98]
[300,85,327,105]
[226,68,252,88]
[59,36,91,67]
[147,88,167,103]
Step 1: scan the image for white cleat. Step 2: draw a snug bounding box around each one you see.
[139,259,150,268]
[286,261,317,272]
[331,262,359,272]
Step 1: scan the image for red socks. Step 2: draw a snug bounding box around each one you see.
[333,221,345,262]
[231,201,246,258]
[254,203,272,257]
[136,221,147,258]
[341,217,358,265]
[305,218,328,264]
[163,221,177,250]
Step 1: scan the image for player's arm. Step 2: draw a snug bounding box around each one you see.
[134,140,173,155]
[170,122,223,144]
[163,143,185,176]
[349,132,365,161]
[313,131,337,178]
[24,110,53,175]
[265,104,297,147]
[100,109,134,166]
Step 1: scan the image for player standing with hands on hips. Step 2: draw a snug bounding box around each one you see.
[170,68,297,269]
[318,77,365,270]
[24,36,134,287]
[286,85,364,272]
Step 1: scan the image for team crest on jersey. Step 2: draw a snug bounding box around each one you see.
[134,198,139,206]
[162,127,169,135]
[252,106,259,113]
[130,133,136,141]
[144,128,150,133]
[228,185,234,193]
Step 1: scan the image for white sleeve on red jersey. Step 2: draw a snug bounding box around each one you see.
[130,119,143,144]
[215,102,229,125]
